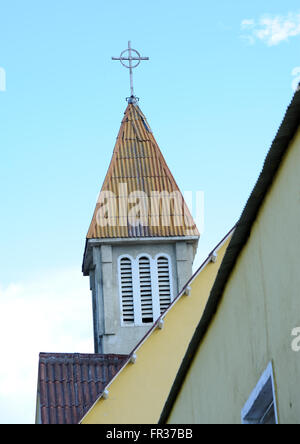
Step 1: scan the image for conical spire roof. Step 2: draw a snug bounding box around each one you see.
[87,103,199,239]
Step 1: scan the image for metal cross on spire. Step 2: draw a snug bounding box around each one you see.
[112,41,149,103]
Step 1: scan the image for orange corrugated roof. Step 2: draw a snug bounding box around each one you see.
[87,103,199,239]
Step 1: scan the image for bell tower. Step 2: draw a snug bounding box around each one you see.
[82,44,200,354]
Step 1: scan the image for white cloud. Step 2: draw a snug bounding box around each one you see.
[0,268,93,424]
[241,12,300,46]
[241,19,255,29]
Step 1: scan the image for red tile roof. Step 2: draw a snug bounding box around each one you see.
[37,352,128,424]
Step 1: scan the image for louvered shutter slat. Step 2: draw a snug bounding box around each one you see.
[119,258,134,324]
[139,256,153,323]
[157,256,172,314]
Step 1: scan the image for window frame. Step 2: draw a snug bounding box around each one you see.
[241,361,278,424]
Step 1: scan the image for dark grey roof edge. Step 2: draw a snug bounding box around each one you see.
[159,86,300,424]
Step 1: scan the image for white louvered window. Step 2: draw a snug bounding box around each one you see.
[118,253,173,326]
[138,256,154,323]
[119,257,134,325]
[157,256,172,314]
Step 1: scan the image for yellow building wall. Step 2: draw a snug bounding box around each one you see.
[81,236,232,424]
[168,128,300,424]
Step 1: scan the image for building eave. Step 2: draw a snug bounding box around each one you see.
[82,235,200,275]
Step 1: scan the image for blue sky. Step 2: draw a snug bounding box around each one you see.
[0,0,300,423]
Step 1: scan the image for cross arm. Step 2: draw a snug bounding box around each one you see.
[112,57,149,61]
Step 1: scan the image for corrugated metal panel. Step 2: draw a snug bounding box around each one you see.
[38,353,128,424]
[87,103,199,239]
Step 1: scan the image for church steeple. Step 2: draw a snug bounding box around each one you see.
[82,44,199,355]
[85,102,199,240]
[83,101,199,354]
